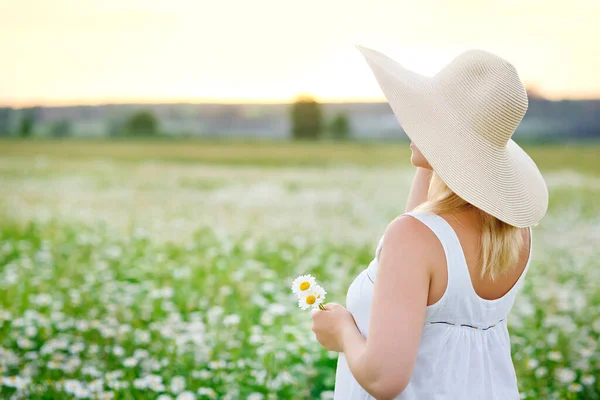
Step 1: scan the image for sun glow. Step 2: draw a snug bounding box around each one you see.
[1,0,598,107]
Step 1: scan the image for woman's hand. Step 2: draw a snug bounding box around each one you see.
[310,303,358,352]
[404,167,433,212]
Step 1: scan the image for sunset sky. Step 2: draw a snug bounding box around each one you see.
[1,0,599,107]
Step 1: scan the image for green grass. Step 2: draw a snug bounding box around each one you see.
[0,138,599,175]
[0,139,599,399]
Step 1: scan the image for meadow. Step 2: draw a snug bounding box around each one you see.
[0,139,599,400]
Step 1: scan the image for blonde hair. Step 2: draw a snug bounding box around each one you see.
[412,172,525,281]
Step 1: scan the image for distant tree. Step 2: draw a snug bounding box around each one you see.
[329,112,351,140]
[0,107,12,136]
[19,109,35,138]
[123,110,159,136]
[290,95,323,140]
[49,119,72,138]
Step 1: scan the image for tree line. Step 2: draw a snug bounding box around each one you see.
[0,96,350,140]
[0,108,160,138]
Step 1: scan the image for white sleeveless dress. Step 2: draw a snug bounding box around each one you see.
[334,211,533,400]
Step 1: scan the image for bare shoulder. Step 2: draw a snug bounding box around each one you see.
[380,214,440,264]
[384,214,437,245]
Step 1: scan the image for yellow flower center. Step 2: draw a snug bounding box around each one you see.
[306,295,316,305]
[300,282,310,291]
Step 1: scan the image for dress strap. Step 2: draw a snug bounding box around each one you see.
[369,210,471,289]
[400,211,474,293]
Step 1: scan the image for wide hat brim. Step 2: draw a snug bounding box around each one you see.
[356,45,548,228]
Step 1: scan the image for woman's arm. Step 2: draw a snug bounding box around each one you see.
[404,167,433,212]
[339,216,432,399]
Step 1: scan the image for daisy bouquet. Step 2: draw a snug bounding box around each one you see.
[291,274,327,310]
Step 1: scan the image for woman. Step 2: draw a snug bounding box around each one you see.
[310,46,548,399]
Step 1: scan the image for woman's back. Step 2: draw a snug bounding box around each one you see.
[426,210,532,306]
[334,210,533,400]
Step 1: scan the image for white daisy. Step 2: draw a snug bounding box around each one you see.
[123,357,137,368]
[297,285,327,310]
[63,379,81,394]
[291,274,317,296]
[582,375,596,385]
[171,376,186,394]
[176,391,196,400]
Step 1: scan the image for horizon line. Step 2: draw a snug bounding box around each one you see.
[2,94,600,109]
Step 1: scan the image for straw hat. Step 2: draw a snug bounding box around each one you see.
[356,45,548,228]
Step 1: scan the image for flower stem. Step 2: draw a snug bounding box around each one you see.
[318,303,326,311]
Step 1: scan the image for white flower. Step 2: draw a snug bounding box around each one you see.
[555,367,576,384]
[170,376,186,394]
[261,282,276,294]
[297,285,326,310]
[582,374,596,385]
[149,382,165,392]
[17,337,34,349]
[223,314,241,326]
[3,376,28,390]
[133,378,148,390]
[525,359,539,369]
[248,393,264,400]
[197,387,216,398]
[112,346,125,357]
[193,370,212,380]
[579,347,594,358]
[70,342,86,354]
[249,333,263,345]
[136,330,151,344]
[105,370,123,381]
[547,351,562,361]
[176,391,196,400]
[134,349,149,359]
[64,379,82,394]
[320,391,335,400]
[158,395,173,400]
[88,379,104,393]
[25,325,37,337]
[219,286,233,296]
[74,385,92,398]
[267,303,287,316]
[146,374,162,387]
[568,383,582,392]
[291,274,317,296]
[123,357,138,368]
